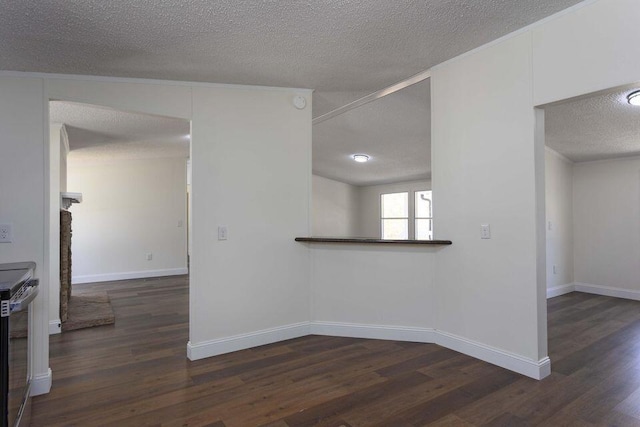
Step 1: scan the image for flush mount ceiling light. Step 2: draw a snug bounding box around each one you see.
[627,90,640,106]
[352,154,370,163]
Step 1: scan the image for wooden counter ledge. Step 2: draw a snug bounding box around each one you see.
[294,237,452,245]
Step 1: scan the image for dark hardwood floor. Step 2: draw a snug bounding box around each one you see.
[32,277,640,426]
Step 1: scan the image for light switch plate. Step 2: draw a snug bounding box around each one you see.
[0,224,12,243]
[218,226,228,240]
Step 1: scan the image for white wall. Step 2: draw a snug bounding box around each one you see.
[312,175,359,237]
[311,245,436,329]
[0,76,50,392]
[357,179,431,238]
[47,124,62,333]
[59,125,68,192]
[432,33,544,364]
[545,148,574,290]
[573,156,640,291]
[532,0,640,107]
[67,156,188,283]
[426,0,640,377]
[186,159,192,257]
[189,85,311,354]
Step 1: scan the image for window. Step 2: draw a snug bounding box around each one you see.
[381,192,408,239]
[415,190,433,240]
[380,190,433,240]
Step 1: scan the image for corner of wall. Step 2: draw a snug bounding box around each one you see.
[31,368,52,396]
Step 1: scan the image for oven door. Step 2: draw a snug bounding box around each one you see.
[9,281,38,427]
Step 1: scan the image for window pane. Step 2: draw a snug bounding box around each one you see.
[415,190,432,218]
[415,219,433,240]
[382,219,408,240]
[381,192,408,218]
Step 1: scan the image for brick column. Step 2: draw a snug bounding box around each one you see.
[60,210,72,322]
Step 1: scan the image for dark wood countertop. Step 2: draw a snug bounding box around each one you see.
[295,237,452,245]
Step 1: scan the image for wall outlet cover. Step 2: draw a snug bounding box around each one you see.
[0,224,12,243]
[218,226,228,240]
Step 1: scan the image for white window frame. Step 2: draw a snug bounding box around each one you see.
[380,192,409,240]
[379,189,432,240]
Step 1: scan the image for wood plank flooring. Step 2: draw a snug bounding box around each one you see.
[32,277,640,426]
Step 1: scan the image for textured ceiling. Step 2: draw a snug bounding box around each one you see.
[545,87,640,162]
[313,79,430,186]
[17,1,587,180]
[50,101,190,161]
[1,0,584,117]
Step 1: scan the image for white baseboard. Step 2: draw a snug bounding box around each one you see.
[31,368,52,396]
[310,321,436,343]
[311,322,548,380]
[546,282,640,301]
[72,267,188,284]
[49,319,61,335]
[574,282,640,301]
[187,321,549,380]
[547,283,575,298]
[187,322,311,361]
[434,330,550,380]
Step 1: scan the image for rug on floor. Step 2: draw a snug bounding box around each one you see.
[62,292,115,332]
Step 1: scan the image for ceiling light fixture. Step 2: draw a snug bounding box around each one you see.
[352,154,370,163]
[627,90,640,106]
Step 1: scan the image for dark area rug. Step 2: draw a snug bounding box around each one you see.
[62,292,115,332]
[10,292,115,338]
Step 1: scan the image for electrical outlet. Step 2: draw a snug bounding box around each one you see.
[553,265,557,275]
[146,253,153,261]
[480,224,491,239]
[218,226,228,241]
[0,224,12,243]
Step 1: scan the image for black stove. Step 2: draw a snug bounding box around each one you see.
[0,262,38,427]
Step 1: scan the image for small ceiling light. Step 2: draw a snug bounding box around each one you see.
[627,90,640,106]
[352,154,370,163]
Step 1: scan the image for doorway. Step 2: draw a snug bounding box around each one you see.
[542,83,640,373]
[47,100,190,334]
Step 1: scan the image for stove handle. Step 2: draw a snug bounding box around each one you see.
[10,280,39,313]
